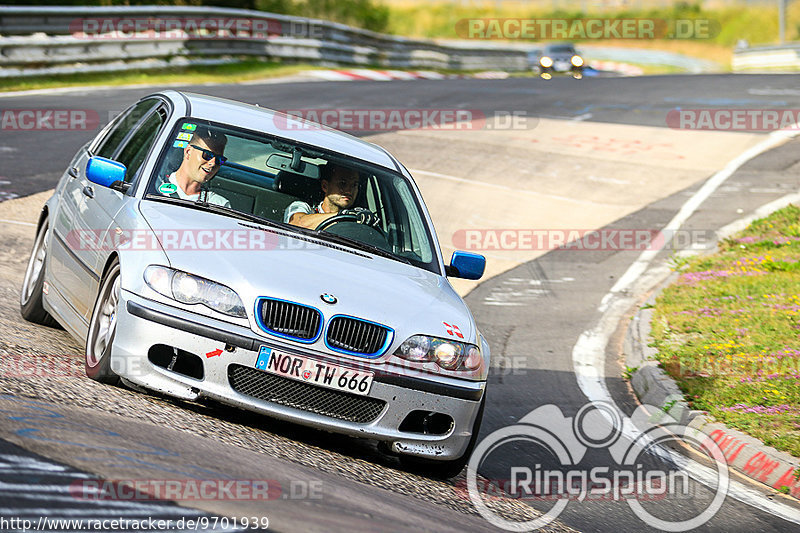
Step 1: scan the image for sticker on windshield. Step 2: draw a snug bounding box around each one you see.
[182,123,197,131]
[158,182,178,195]
[176,132,193,141]
[173,140,188,148]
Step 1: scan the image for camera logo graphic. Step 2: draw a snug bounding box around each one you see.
[466,401,729,531]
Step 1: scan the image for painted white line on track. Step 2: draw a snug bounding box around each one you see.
[0,218,35,227]
[715,192,800,241]
[602,129,799,311]
[571,125,800,523]
[408,168,612,207]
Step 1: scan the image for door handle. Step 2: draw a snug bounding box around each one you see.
[68,167,79,179]
[82,186,94,199]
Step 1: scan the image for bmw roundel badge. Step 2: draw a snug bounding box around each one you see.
[320,293,337,304]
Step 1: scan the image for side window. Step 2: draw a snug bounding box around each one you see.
[392,177,433,263]
[94,99,159,159]
[115,109,165,182]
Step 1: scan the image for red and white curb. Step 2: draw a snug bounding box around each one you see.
[629,297,800,501]
[588,60,644,76]
[306,65,642,81]
[304,69,447,81]
[691,417,800,499]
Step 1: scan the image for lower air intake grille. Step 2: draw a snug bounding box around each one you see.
[326,316,390,356]
[228,364,386,424]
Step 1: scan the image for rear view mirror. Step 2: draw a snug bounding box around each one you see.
[267,153,306,174]
[447,251,486,280]
[86,156,126,189]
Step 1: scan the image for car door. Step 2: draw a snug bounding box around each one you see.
[48,99,161,323]
[80,100,169,318]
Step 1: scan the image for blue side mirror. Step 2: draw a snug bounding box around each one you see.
[86,157,127,188]
[449,251,485,280]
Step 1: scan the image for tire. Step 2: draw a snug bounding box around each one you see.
[399,391,487,480]
[85,259,121,385]
[20,218,59,327]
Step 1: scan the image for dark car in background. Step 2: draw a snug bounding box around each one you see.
[529,43,584,79]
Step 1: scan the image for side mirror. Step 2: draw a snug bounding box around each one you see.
[86,156,128,191]
[446,251,485,280]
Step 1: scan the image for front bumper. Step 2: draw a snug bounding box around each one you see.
[540,64,583,74]
[113,291,485,460]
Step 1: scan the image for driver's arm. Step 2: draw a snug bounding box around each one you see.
[288,211,336,229]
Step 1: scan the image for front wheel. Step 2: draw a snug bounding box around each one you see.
[20,218,59,327]
[85,259,121,385]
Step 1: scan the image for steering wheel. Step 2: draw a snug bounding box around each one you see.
[315,212,385,237]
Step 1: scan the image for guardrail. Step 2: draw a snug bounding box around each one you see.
[733,43,800,71]
[0,5,528,77]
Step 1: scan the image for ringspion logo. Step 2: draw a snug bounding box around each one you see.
[466,402,729,531]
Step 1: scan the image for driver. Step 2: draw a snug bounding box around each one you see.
[284,163,380,229]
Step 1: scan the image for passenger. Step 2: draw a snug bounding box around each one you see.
[155,127,230,207]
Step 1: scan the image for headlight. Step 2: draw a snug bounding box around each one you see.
[394,335,482,372]
[397,335,431,361]
[539,56,553,68]
[571,55,584,67]
[144,265,247,318]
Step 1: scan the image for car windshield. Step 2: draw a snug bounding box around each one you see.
[547,45,576,54]
[144,118,439,273]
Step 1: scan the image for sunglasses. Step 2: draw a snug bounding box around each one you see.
[190,144,227,164]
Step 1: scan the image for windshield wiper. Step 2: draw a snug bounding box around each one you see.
[147,195,285,230]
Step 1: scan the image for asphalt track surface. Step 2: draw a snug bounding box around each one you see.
[3,73,799,199]
[1,74,800,532]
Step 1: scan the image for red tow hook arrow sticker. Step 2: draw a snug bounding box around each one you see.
[205,348,223,358]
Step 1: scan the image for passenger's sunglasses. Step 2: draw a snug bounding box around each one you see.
[190,144,227,165]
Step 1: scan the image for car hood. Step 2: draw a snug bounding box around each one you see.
[138,201,475,341]
[548,53,575,60]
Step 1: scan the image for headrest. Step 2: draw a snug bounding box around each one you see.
[273,170,321,204]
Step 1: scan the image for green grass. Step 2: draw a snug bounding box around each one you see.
[650,204,800,457]
[1,1,793,91]
[382,0,800,69]
[0,60,318,93]
[384,1,795,46]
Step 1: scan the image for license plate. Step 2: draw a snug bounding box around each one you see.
[255,346,373,396]
[554,61,570,72]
